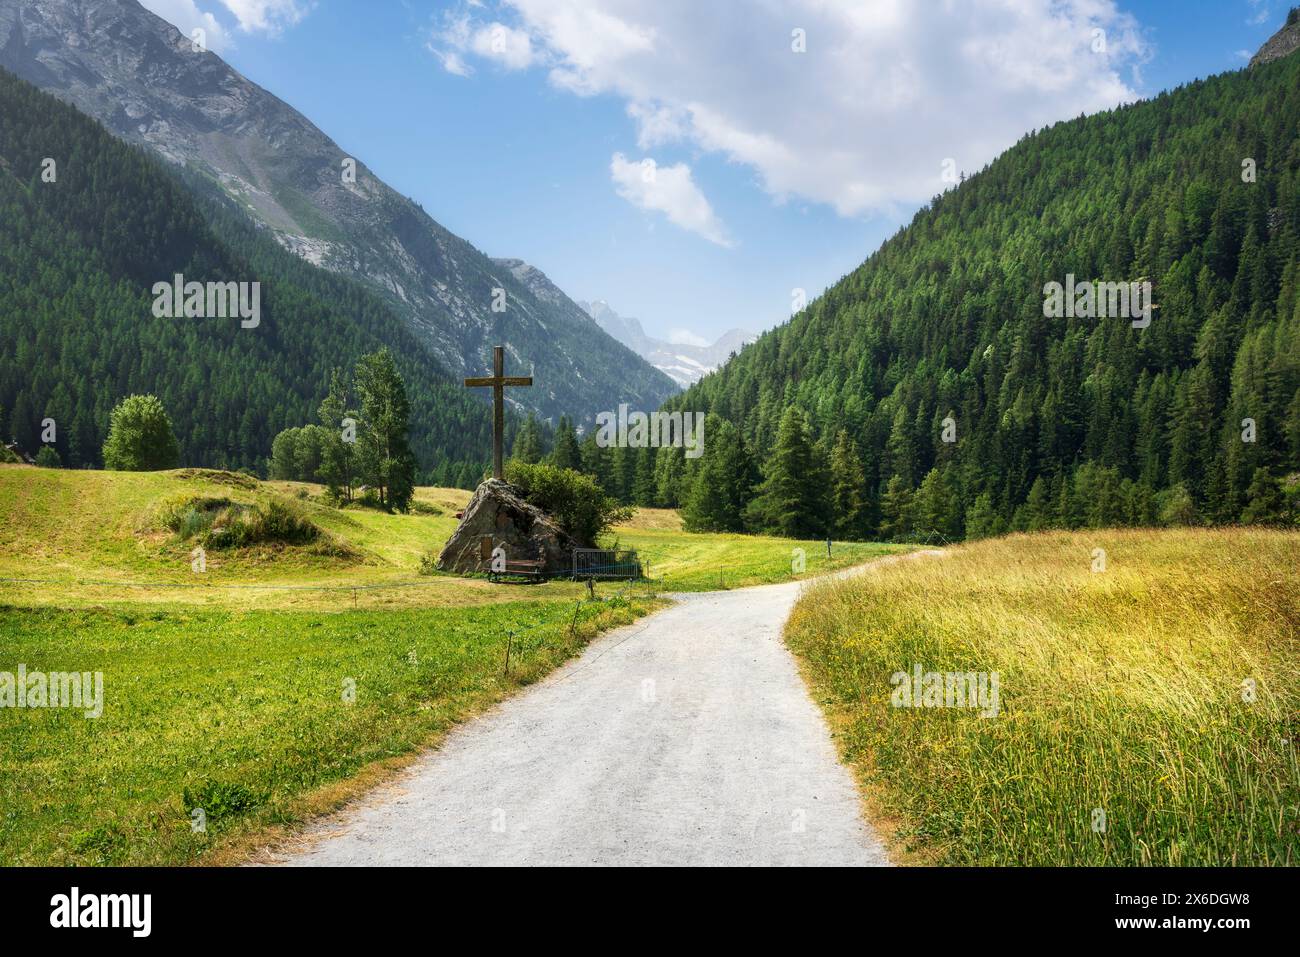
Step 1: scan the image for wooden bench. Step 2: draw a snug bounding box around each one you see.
[489,557,546,584]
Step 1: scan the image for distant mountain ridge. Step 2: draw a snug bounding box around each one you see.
[576,299,755,387]
[0,0,676,425]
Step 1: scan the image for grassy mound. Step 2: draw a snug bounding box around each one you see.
[171,468,260,490]
[787,528,1299,866]
[158,495,321,549]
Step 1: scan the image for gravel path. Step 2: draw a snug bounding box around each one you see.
[279,577,890,866]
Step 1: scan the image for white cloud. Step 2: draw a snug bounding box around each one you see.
[139,0,232,51]
[1246,1,1271,26]
[668,328,709,347]
[431,12,538,75]
[218,0,308,35]
[610,153,732,247]
[140,0,307,47]
[451,0,1151,218]
[626,102,688,148]
[470,21,537,69]
[430,45,475,76]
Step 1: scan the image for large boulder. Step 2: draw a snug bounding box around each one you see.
[436,478,576,575]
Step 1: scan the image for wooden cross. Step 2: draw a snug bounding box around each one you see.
[464,345,532,480]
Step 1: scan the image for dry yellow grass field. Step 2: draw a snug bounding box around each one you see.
[787,528,1300,865]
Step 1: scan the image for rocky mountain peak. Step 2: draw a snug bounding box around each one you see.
[0,0,676,425]
[1251,7,1300,66]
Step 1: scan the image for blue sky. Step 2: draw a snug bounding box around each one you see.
[144,0,1292,344]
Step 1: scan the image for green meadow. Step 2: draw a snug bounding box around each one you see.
[0,599,646,865]
[0,464,903,864]
[0,466,903,609]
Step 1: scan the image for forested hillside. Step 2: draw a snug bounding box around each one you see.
[630,45,1300,538]
[0,0,677,427]
[0,68,498,487]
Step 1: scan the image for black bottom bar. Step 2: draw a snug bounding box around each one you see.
[0,866,1283,942]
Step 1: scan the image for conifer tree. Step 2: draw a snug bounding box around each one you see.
[911,466,962,541]
[354,348,416,512]
[878,475,913,541]
[631,446,658,506]
[512,414,544,465]
[1021,476,1053,531]
[828,430,869,539]
[550,416,582,471]
[653,444,687,508]
[683,418,756,532]
[965,492,1001,539]
[579,431,612,491]
[744,407,822,537]
[1241,467,1284,524]
[318,368,358,504]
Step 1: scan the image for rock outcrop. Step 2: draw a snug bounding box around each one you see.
[436,479,576,576]
[1251,10,1300,66]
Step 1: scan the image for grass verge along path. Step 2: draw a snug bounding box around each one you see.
[0,596,655,865]
[786,528,1299,866]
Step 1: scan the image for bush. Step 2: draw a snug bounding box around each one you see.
[158,495,231,539]
[252,499,319,545]
[34,446,61,468]
[505,461,632,545]
[269,424,331,482]
[102,394,180,471]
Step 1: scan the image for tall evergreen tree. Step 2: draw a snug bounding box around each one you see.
[911,466,963,541]
[512,414,544,465]
[744,407,823,537]
[683,418,756,532]
[1241,466,1284,523]
[318,368,358,504]
[965,492,1002,539]
[579,431,613,492]
[631,446,658,507]
[550,415,582,471]
[354,348,416,512]
[653,444,687,507]
[827,430,869,539]
[879,475,914,541]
